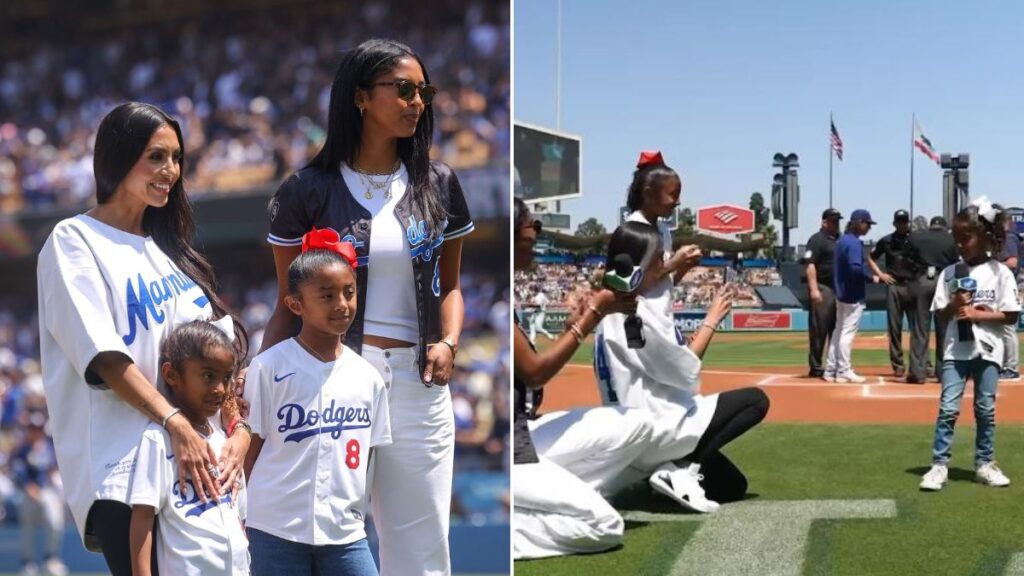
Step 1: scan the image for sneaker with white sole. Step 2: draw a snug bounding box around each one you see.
[822,372,837,382]
[919,463,948,491]
[836,372,867,383]
[44,558,68,576]
[999,369,1022,382]
[976,462,1011,487]
[649,462,720,513]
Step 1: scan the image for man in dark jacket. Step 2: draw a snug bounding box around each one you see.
[905,216,959,383]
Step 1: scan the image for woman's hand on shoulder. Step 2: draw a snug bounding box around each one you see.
[166,415,220,504]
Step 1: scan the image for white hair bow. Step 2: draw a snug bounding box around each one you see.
[971,195,1001,223]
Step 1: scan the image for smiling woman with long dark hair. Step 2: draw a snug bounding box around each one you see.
[257,38,473,576]
[36,101,249,576]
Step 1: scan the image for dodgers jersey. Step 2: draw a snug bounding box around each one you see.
[36,215,216,542]
[129,419,249,576]
[244,339,391,545]
[931,259,1021,365]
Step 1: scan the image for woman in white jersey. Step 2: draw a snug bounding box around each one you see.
[919,199,1021,491]
[36,102,251,575]
[257,39,471,575]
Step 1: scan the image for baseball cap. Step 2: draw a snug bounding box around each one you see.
[850,209,876,224]
[894,209,910,223]
[821,208,843,220]
[930,216,948,229]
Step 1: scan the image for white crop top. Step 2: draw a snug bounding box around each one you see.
[341,163,418,343]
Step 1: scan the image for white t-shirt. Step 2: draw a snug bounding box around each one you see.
[36,215,215,541]
[128,419,249,576]
[243,339,391,545]
[341,163,418,343]
[931,259,1021,365]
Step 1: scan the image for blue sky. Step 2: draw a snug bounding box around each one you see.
[514,0,1024,245]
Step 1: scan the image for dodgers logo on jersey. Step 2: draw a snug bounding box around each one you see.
[173,478,233,518]
[123,262,203,346]
[277,400,371,443]
[406,216,446,296]
[340,232,369,267]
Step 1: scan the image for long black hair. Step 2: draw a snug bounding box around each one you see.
[605,221,662,273]
[308,38,445,237]
[93,102,248,358]
[625,162,679,212]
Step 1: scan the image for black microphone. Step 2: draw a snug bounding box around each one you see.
[953,261,975,342]
[609,254,646,348]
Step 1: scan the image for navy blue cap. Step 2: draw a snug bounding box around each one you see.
[850,209,876,224]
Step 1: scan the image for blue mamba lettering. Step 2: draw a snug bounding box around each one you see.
[276,401,371,443]
[122,263,201,345]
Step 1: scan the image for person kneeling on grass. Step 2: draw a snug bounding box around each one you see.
[920,198,1021,491]
[594,222,770,513]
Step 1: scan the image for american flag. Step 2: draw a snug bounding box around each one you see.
[830,120,843,161]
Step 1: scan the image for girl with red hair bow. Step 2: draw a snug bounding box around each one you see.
[242,228,391,576]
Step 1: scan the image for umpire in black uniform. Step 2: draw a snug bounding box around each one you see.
[871,210,915,376]
[803,209,842,377]
[905,216,959,383]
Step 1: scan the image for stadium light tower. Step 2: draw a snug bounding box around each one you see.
[940,153,970,225]
[771,153,800,261]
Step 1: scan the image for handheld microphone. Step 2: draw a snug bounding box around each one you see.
[607,254,646,348]
[953,261,975,342]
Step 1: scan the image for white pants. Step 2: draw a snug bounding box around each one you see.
[527,407,654,497]
[530,312,554,343]
[364,345,453,576]
[1004,322,1019,372]
[826,301,865,376]
[513,459,623,560]
[20,487,64,562]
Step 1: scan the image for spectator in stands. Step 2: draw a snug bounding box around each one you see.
[871,210,912,377]
[827,209,883,383]
[803,209,842,379]
[35,102,249,575]
[260,39,472,576]
[12,411,68,576]
[905,216,959,384]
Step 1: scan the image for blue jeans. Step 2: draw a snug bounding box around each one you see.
[247,528,378,576]
[931,359,1000,467]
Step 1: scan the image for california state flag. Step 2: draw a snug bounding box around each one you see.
[914,119,940,163]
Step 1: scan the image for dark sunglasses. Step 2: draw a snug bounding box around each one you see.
[370,79,437,105]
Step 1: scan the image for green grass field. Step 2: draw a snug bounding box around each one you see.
[516,423,1024,576]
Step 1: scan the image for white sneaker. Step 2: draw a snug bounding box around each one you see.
[822,372,836,382]
[836,372,867,383]
[20,562,39,576]
[919,463,948,491]
[649,462,720,513]
[44,558,68,576]
[976,462,1011,487]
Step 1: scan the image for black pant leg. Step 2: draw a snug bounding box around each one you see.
[808,286,837,374]
[89,500,159,576]
[700,451,748,503]
[886,284,905,371]
[690,388,770,463]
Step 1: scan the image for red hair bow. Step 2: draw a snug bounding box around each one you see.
[301,227,358,269]
[636,150,665,169]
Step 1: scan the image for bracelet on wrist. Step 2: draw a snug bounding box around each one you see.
[161,408,182,429]
[229,418,252,438]
[568,323,585,344]
[700,322,718,332]
[586,304,605,319]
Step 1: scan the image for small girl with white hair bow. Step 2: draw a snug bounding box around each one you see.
[919,197,1022,492]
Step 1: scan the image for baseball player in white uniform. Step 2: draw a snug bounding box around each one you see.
[529,291,556,344]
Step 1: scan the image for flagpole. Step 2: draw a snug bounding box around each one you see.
[829,112,834,208]
[910,113,915,219]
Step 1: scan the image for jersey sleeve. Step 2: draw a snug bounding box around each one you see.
[369,374,392,448]
[267,173,319,247]
[242,356,268,438]
[436,163,474,242]
[998,266,1022,313]
[870,236,887,261]
[128,429,168,512]
[37,224,134,386]
[931,266,953,312]
[805,235,824,265]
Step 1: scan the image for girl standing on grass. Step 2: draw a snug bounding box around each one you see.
[920,198,1021,491]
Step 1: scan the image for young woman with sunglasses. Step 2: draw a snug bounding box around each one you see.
[258,39,472,576]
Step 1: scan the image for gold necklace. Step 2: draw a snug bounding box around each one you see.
[353,160,400,200]
[295,335,336,363]
[352,159,401,176]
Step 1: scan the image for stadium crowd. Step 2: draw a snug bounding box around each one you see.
[0,0,509,215]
